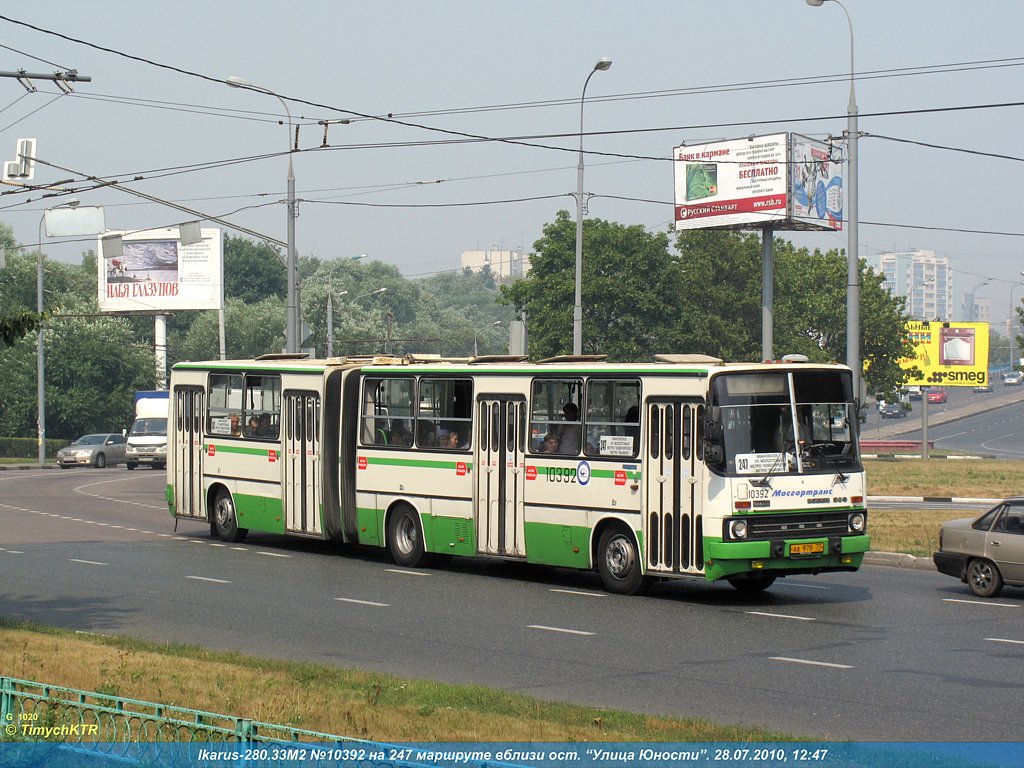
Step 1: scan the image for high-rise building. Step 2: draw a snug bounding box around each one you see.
[460,248,531,280]
[872,250,954,320]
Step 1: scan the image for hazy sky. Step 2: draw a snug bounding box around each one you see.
[2,1,1022,321]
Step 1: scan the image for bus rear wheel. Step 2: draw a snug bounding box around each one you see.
[387,505,425,568]
[597,528,650,595]
[212,489,248,543]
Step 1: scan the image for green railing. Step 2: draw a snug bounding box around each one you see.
[0,676,449,766]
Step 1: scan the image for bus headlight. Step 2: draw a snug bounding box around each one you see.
[848,512,866,533]
[729,519,748,540]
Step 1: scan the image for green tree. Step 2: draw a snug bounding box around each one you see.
[175,297,286,361]
[223,235,286,303]
[502,210,680,360]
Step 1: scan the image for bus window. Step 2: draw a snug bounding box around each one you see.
[530,378,583,455]
[207,373,243,435]
[584,379,640,457]
[418,378,472,450]
[243,374,281,439]
[361,377,413,448]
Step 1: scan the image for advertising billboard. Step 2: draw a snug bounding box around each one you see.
[900,321,991,387]
[98,227,223,313]
[673,133,842,232]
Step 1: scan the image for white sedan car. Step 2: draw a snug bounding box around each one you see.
[56,433,128,469]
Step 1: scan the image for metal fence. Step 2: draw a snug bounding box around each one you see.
[1,676,487,767]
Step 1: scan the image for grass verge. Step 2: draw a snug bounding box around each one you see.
[864,458,1022,499]
[0,619,792,743]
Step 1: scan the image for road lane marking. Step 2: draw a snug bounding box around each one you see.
[384,568,430,576]
[69,559,107,566]
[777,581,831,590]
[943,598,1019,608]
[1,548,24,554]
[185,576,231,584]
[747,611,816,621]
[550,588,607,598]
[333,598,389,607]
[528,625,595,636]
[770,656,853,669]
[986,637,1024,645]
[258,551,291,558]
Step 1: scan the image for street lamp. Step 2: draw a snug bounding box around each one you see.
[807,0,860,402]
[1008,271,1024,370]
[474,320,502,357]
[573,56,612,356]
[327,287,387,356]
[37,199,80,466]
[227,75,298,353]
[967,278,991,322]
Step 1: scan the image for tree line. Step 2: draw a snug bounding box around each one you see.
[0,212,917,442]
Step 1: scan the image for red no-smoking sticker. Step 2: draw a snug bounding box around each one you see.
[614,469,627,486]
[358,456,367,470]
[268,450,277,463]
[456,461,467,476]
[526,466,537,481]
[207,444,215,456]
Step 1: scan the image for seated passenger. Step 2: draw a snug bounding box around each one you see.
[558,403,580,453]
[389,424,411,446]
[257,413,273,437]
[229,413,241,436]
[542,432,560,453]
[246,416,260,437]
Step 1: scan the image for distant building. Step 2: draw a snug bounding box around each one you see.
[460,248,531,280]
[872,250,954,320]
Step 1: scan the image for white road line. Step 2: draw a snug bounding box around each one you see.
[778,581,831,590]
[528,625,595,636]
[550,588,607,598]
[747,611,816,621]
[333,597,389,607]
[943,598,1019,608]
[185,576,231,584]
[770,656,853,669]
[384,568,430,576]
[69,559,107,566]
[1,549,24,554]
[257,551,291,558]
[986,637,1024,645]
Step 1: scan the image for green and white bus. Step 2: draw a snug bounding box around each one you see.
[167,353,869,594]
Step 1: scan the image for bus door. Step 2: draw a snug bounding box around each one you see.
[283,392,322,535]
[644,399,705,575]
[172,387,206,520]
[475,396,527,558]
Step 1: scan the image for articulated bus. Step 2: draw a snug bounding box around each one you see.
[167,353,868,594]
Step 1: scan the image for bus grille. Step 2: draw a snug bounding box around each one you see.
[745,512,852,540]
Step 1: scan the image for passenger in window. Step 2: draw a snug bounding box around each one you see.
[229,413,241,436]
[542,432,561,453]
[558,403,580,453]
[417,421,436,447]
[439,430,458,450]
[246,416,260,437]
[624,405,640,451]
[257,413,272,436]
[389,423,411,446]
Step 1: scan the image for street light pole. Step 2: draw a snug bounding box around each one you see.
[967,277,991,322]
[227,76,298,352]
[1008,271,1024,371]
[807,0,860,403]
[474,320,502,357]
[573,57,612,356]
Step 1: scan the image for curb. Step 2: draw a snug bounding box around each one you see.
[0,464,61,470]
[863,551,935,570]
[868,495,1000,505]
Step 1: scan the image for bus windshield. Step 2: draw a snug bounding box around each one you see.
[708,370,860,476]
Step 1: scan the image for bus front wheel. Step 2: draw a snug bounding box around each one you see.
[212,489,248,543]
[597,528,650,595]
[387,505,425,568]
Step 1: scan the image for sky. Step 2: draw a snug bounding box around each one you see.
[2,1,1023,323]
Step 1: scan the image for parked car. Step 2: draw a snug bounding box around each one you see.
[56,433,128,469]
[926,388,947,404]
[1004,372,1022,386]
[879,402,906,419]
[906,386,922,400]
[934,499,1024,597]
[972,383,993,393]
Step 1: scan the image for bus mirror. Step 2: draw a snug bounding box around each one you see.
[704,406,723,443]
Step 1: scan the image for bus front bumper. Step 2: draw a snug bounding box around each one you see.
[703,534,870,581]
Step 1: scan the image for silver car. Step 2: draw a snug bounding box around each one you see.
[56,433,128,469]
[934,498,1024,597]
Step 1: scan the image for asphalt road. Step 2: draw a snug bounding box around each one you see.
[1,468,1022,742]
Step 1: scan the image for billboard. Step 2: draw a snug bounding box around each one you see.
[900,321,990,387]
[98,227,223,313]
[673,133,842,232]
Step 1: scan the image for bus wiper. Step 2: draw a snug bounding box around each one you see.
[752,450,788,488]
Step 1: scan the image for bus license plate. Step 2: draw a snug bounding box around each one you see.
[790,542,825,556]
